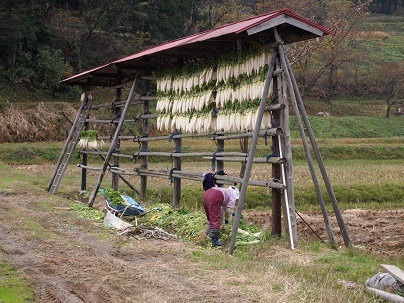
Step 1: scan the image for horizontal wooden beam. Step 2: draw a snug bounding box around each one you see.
[203,156,285,164]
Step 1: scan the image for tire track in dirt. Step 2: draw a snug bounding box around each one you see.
[0,190,258,302]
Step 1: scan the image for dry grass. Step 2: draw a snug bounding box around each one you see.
[0,103,76,142]
[356,31,390,40]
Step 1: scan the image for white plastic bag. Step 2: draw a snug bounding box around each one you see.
[103,209,133,230]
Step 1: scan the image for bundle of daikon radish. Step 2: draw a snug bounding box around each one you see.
[156,48,273,133]
[78,130,104,149]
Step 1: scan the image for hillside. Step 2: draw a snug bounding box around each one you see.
[0,13,403,144]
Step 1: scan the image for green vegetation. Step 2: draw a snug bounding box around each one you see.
[70,203,105,223]
[289,116,404,138]
[0,261,34,302]
[364,13,404,64]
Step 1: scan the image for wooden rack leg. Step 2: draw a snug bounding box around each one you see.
[272,68,282,236]
[229,48,277,254]
[140,98,149,200]
[88,79,138,207]
[279,60,298,243]
[274,29,339,248]
[281,48,351,248]
[173,137,182,208]
[112,80,123,190]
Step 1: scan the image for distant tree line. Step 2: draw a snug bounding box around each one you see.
[0,0,402,115]
[368,0,402,15]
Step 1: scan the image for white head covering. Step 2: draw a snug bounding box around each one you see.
[228,186,240,199]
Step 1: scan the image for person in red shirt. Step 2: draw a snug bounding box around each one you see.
[203,185,239,247]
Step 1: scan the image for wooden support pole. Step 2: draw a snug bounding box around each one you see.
[216,136,225,177]
[271,65,282,237]
[274,34,338,248]
[81,113,89,191]
[112,72,123,190]
[276,43,336,248]
[280,61,298,244]
[172,137,182,208]
[280,45,351,248]
[93,148,140,196]
[88,79,137,207]
[229,48,277,254]
[140,94,149,200]
[133,168,285,189]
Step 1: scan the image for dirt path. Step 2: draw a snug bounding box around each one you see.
[0,187,261,302]
[0,165,403,302]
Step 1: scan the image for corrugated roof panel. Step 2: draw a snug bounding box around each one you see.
[61,8,332,85]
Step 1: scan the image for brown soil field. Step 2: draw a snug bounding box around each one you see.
[0,164,402,302]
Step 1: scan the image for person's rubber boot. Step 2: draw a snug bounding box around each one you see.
[212,237,225,247]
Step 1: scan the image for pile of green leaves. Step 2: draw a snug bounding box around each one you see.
[80,130,99,141]
[70,203,104,223]
[101,188,126,207]
[137,203,262,246]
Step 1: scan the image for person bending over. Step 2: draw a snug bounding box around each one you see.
[203,185,239,247]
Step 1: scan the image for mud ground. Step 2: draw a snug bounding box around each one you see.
[244,208,404,258]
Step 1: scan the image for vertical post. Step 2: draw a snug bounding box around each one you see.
[239,138,248,178]
[216,136,225,179]
[112,73,123,190]
[271,66,282,236]
[88,79,137,207]
[173,137,182,208]
[140,96,149,200]
[229,49,277,254]
[81,112,89,191]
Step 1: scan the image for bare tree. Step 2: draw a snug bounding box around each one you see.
[370,62,404,117]
[255,0,372,99]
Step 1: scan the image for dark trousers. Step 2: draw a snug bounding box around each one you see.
[203,188,223,230]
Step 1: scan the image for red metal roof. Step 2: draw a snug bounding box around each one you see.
[62,8,332,86]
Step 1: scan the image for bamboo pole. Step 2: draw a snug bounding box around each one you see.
[86,115,158,123]
[277,135,294,249]
[202,156,285,164]
[88,79,137,207]
[229,48,277,254]
[212,128,282,140]
[281,45,351,248]
[279,58,298,243]
[133,168,285,189]
[98,129,281,142]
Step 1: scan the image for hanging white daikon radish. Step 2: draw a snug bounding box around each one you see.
[245,110,251,131]
[169,115,175,131]
[204,115,211,133]
[235,112,242,131]
[157,116,163,130]
[170,99,176,113]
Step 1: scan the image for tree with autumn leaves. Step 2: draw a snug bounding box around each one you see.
[0,0,402,117]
